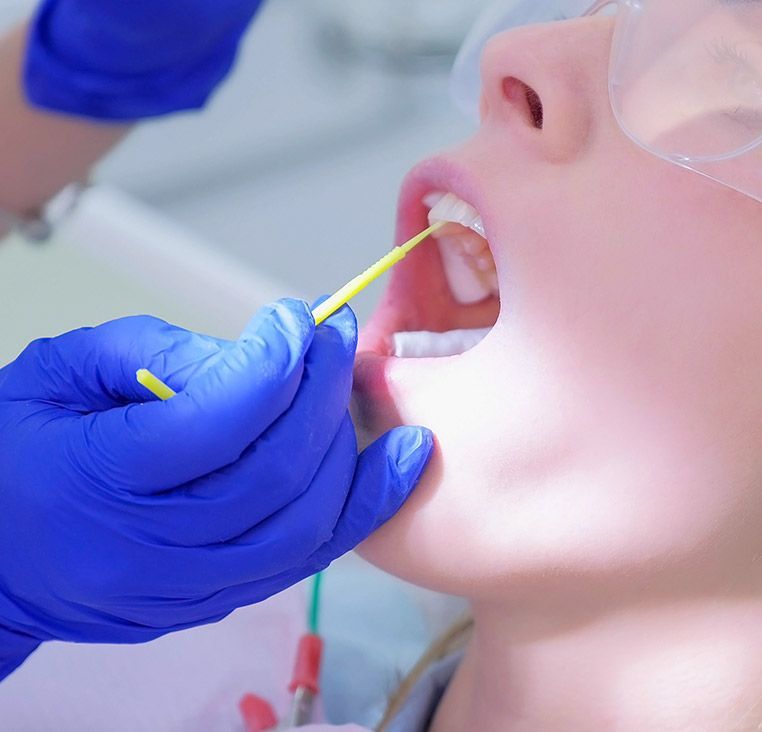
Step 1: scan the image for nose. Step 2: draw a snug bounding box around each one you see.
[479,17,613,163]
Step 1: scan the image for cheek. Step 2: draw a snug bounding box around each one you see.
[359,329,762,597]
[361,152,762,596]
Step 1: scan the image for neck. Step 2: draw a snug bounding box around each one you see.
[431,597,762,731]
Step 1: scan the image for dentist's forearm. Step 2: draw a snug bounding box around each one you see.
[0,23,129,218]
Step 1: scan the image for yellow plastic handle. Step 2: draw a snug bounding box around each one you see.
[136,368,177,401]
[135,222,444,398]
[311,222,444,326]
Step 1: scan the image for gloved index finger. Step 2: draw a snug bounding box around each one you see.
[78,299,316,494]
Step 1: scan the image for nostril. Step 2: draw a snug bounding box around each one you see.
[501,77,544,129]
[525,85,544,129]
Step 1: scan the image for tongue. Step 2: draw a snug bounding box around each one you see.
[392,328,492,358]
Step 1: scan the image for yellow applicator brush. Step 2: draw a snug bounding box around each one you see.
[310,221,444,326]
[136,221,445,400]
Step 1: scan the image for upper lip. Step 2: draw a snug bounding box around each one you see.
[395,156,491,246]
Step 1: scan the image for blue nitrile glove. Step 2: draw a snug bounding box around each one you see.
[24,0,266,119]
[0,300,433,680]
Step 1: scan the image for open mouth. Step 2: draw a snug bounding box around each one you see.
[361,185,501,362]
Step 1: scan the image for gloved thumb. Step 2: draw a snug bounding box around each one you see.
[310,426,434,566]
[77,299,316,494]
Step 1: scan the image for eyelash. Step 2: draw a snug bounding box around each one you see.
[709,37,752,68]
[709,38,762,128]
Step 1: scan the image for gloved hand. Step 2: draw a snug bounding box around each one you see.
[24,0,266,119]
[0,300,433,680]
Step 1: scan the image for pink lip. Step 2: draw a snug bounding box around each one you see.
[357,155,496,356]
[354,155,499,415]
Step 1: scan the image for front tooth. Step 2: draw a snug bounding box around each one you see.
[425,191,494,305]
[462,235,488,256]
[428,192,485,237]
[438,237,493,304]
[470,218,486,239]
[423,191,446,210]
[392,328,492,359]
[475,252,496,272]
[486,271,499,292]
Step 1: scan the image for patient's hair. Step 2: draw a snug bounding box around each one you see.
[377,616,473,731]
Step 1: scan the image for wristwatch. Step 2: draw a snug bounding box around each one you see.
[0,182,88,243]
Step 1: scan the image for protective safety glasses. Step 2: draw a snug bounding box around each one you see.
[450,0,762,203]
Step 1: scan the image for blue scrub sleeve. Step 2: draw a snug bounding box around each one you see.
[24,0,266,119]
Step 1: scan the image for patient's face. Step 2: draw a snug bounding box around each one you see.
[353,16,762,603]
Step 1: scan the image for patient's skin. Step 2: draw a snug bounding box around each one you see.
[353,16,762,731]
[0,24,128,218]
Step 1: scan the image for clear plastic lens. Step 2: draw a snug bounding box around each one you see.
[451,0,762,202]
[610,1,762,162]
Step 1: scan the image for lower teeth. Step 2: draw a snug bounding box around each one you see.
[392,328,492,358]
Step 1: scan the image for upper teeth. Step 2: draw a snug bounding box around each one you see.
[425,192,497,305]
[425,191,486,238]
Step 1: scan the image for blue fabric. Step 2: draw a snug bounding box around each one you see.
[23,0,266,120]
[0,625,39,682]
[386,654,462,732]
[0,300,433,680]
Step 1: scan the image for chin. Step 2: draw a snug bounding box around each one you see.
[351,155,522,594]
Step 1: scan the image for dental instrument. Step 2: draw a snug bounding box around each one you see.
[311,221,445,326]
[136,368,177,401]
[136,221,445,400]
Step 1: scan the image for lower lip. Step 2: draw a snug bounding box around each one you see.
[353,346,461,415]
[353,350,419,400]
[354,350,424,401]
[354,348,383,394]
[352,350,398,437]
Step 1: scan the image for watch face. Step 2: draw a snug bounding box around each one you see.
[14,182,88,244]
[0,225,14,244]
[18,218,53,243]
[0,204,21,243]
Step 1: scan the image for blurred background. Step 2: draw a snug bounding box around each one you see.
[100,0,480,299]
[0,0,482,363]
[0,1,488,728]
